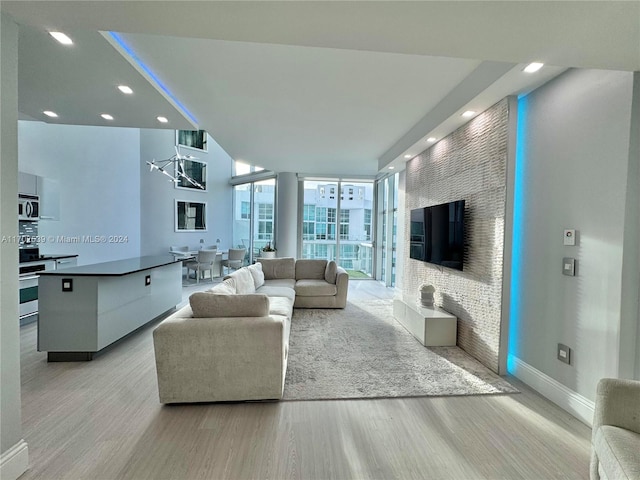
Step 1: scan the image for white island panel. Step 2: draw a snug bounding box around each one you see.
[38,256,182,360]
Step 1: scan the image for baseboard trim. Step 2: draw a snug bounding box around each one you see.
[0,440,28,480]
[508,355,595,426]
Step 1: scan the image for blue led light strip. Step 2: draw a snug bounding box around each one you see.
[507,94,529,374]
[108,32,198,126]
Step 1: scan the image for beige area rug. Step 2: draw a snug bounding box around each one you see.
[283,297,518,401]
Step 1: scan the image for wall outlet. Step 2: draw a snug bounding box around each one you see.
[557,343,571,364]
[562,257,576,276]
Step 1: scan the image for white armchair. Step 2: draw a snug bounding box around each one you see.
[590,378,640,480]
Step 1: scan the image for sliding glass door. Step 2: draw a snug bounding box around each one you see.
[232,178,276,264]
[301,180,374,278]
[376,173,399,286]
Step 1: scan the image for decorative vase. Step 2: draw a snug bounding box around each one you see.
[261,251,276,259]
[419,284,435,307]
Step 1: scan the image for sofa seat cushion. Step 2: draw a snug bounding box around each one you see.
[224,267,256,294]
[263,278,296,289]
[594,425,640,480]
[295,279,338,297]
[268,296,294,318]
[256,285,296,301]
[295,259,327,280]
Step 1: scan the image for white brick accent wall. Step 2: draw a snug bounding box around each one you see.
[404,99,509,373]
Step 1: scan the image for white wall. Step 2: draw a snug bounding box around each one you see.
[139,129,233,255]
[1,13,29,480]
[511,68,636,400]
[404,99,510,373]
[18,122,141,265]
[622,71,640,380]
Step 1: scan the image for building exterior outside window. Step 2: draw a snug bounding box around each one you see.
[232,180,275,261]
[240,201,250,219]
[301,181,374,276]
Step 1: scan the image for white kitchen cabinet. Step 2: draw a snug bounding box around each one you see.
[18,171,38,195]
[36,176,60,221]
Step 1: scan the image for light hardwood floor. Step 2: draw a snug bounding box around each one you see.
[19,281,591,480]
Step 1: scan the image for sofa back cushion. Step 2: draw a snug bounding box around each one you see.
[224,267,256,294]
[247,262,265,288]
[324,260,338,284]
[295,259,327,280]
[190,292,269,318]
[258,257,295,280]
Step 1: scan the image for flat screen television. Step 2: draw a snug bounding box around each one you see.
[409,200,465,271]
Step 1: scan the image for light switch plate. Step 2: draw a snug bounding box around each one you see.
[562,257,576,276]
[557,343,571,364]
[563,229,576,246]
[62,278,73,292]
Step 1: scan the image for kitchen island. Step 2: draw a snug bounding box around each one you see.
[38,255,182,361]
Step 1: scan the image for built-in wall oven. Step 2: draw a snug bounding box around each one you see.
[19,273,40,318]
[19,259,55,319]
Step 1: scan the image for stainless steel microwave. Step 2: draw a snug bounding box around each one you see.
[18,194,39,220]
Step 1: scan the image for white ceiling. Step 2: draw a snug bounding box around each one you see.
[3,1,639,176]
[17,25,195,130]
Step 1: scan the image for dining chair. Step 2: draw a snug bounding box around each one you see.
[222,248,246,275]
[170,245,192,279]
[185,249,218,284]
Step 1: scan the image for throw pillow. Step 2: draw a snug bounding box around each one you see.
[209,278,236,295]
[324,260,338,284]
[247,262,265,288]
[224,268,256,294]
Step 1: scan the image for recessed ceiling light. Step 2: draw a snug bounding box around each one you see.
[462,110,476,118]
[427,137,437,142]
[157,116,168,123]
[404,154,412,159]
[100,114,114,120]
[49,31,73,45]
[43,110,58,118]
[388,166,395,170]
[117,85,133,94]
[524,62,544,73]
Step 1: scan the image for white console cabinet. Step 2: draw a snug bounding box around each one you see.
[393,297,457,346]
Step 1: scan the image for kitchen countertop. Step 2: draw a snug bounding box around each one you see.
[19,254,78,265]
[38,255,180,277]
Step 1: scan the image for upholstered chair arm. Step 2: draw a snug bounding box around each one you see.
[590,378,640,480]
[593,378,640,436]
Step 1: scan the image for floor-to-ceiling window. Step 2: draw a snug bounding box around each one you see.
[376,173,399,287]
[300,179,374,278]
[231,162,275,264]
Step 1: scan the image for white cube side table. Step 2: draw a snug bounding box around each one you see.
[393,297,457,346]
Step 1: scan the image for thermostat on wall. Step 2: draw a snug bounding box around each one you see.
[563,229,576,246]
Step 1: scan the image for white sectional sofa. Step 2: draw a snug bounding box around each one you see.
[152,257,348,403]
